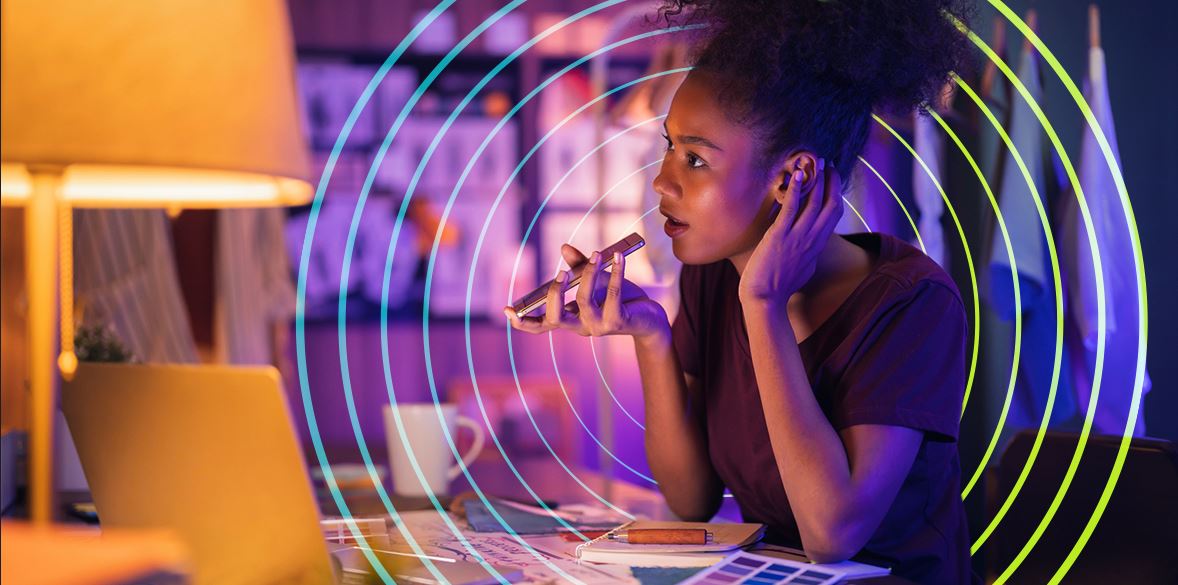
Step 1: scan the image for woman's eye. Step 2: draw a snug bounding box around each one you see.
[661,133,705,169]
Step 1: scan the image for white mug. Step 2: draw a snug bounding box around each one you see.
[383,403,484,497]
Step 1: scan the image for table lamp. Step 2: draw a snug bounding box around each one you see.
[1,1,312,524]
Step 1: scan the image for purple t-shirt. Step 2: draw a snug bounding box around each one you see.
[671,233,974,585]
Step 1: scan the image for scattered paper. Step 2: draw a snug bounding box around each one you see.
[387,510,638,585]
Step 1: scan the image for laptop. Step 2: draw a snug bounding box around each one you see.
[62,363,336,585]
[62,363,527,585]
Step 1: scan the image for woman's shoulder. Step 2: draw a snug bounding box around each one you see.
[848,232,964,308]
[675,233,964,316]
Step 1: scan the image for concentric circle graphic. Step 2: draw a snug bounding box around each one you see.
[292,1,1149,583]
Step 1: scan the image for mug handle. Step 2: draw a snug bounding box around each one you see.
[447,416,485,481]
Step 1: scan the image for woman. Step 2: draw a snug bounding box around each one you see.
[505,1,976,582]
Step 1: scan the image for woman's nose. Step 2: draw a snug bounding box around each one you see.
[652,166,678,199]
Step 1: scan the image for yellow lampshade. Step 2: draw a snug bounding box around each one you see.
[1,0,312,206]
[0,0,313,525]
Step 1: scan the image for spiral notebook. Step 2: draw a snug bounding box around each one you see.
[574,521,766,567]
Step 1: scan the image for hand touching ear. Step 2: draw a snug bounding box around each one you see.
[739,157,844,305]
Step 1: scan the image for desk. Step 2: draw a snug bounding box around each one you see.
[310,456,916,585]
[45,457,915,584]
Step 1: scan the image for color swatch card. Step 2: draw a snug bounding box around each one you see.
[679,550,889,585]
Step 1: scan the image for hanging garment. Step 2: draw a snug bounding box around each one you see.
[987,46,1076,432]
[74,209,199,363]
[216,208,297,365]
[76,208,297,367]
[1056,45,1150,436]
[976,26,1017,445]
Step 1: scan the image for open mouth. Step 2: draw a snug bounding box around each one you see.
[662,209,690,238]
[660,208,689,227]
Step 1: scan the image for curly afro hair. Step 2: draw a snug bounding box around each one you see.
[655,0,975,182]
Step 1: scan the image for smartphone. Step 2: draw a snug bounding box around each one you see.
[510,233,645,319]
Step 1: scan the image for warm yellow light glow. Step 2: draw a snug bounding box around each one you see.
[61,165,312,208]
[1,0,310,527]
[1,163,32,203]
[1,164,311,209]
[2,2,310,185]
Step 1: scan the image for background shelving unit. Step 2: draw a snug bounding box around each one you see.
[286,0,664,324]
[283,1,666,479]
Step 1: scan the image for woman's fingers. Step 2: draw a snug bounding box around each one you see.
[508,244,649,337]
[504,306,550,334]
[543,270,569,328]
[576,250,603,321]
[763,165,803,242]
[561,243,588,268]
[779,165,805,226]
[603,251,625,325]
[792,158,826,234]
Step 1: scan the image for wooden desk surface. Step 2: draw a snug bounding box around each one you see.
[310,456,917,584]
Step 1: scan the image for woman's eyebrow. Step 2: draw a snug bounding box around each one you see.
[663,122,724,151]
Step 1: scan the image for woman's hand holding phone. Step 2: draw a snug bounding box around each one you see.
[503,244,670,340]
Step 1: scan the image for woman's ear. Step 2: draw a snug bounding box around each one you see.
[772,151,822,201]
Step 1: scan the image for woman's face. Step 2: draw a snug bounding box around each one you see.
[652,71,781,266]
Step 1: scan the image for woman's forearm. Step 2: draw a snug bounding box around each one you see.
[633,327,723,521]
[741,301,859,560]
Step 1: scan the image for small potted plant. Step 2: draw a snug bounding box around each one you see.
[73,324,136,363]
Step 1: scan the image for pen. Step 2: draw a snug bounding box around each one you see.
[559,530,609,542]
[607,528,712,545]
